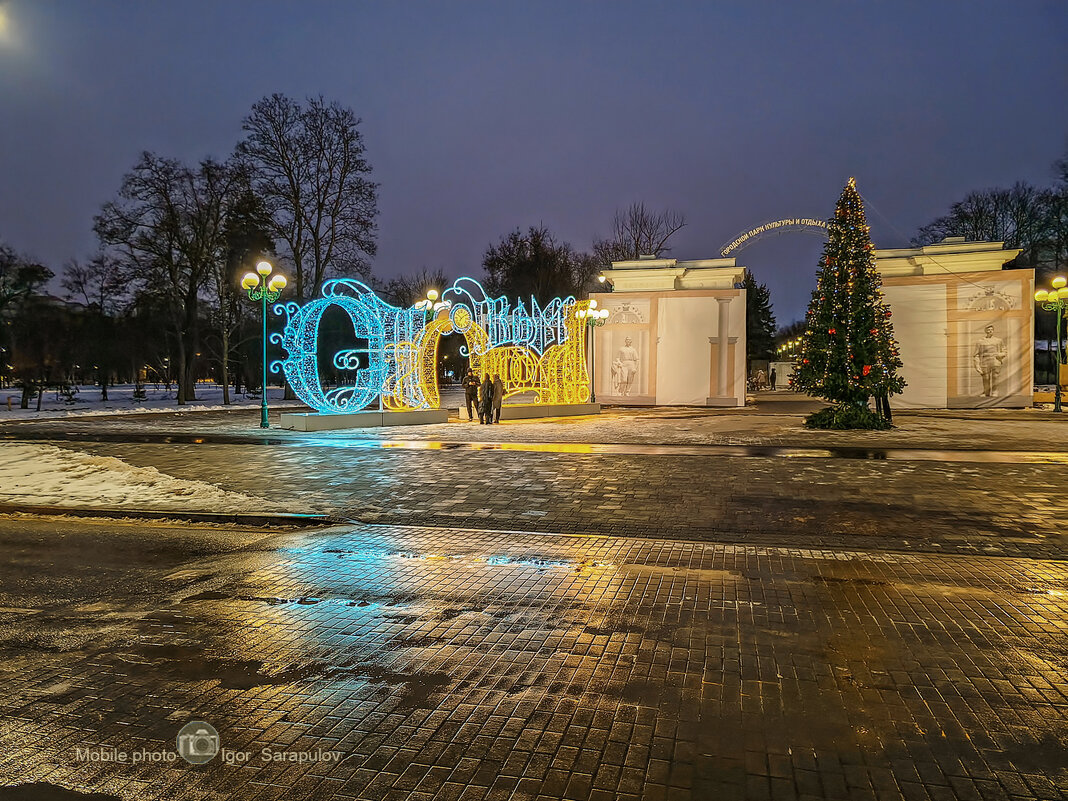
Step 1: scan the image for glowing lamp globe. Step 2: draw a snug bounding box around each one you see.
[600,309,609,319]
[598,275,606,283]
[1048,289,1061,303]
[241,273,259,290]
[1053,276,1067,289]
[256,261,273,277]
[589,299,598,309]
[426,289,439,301]
[269,275,287,292]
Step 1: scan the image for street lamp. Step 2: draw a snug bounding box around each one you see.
[576,301,609,403]
[242,260,287,428]
[415,289,450,315]
[1036,275,1067,413]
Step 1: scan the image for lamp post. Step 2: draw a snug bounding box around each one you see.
[242,261,287,428]
[577,302,609,402]
[1036,275,1068,413]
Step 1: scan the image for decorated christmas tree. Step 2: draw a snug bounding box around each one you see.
[792,178,905,428]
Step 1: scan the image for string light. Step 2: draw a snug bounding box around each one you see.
[275,277,593,414]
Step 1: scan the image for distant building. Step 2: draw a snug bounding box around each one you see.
[590,257,747,406]
[875,238,1031,408]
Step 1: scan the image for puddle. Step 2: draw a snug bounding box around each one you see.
[179,593,325,606]
[382,613,420,624]
[583,622,644,636]
[134,643,451,699]
[814,575,889,586]
[10,428,1068,464]
[181,590,228,601]
[0,785,120,801]
[440,607,483,620]
[481,556,572,569]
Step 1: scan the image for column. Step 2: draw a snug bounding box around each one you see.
[716,297,731,399]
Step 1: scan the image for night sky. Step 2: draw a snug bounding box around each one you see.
[1,1,1065,324]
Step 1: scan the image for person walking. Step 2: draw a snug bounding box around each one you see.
[491,373,504,423]
[478,374,493,424]
[769,367,777,391]
[462,368,479,421]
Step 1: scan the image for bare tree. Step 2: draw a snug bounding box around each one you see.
[0,241,53,402]
[210,187,274,404]
[61,254,127,400]
[95,153,243,404]
[61,254,125,313]
[237,94,378,301]
[379,267,450,307]
[912,182,1054,264]
[483,226,599,305]
[593,202,686,268]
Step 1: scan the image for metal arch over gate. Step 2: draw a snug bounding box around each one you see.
[719,218,829,257]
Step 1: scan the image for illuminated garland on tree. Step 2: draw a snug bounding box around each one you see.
[791,178,905,406]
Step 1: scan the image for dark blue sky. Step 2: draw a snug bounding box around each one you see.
[1,1,1065,323]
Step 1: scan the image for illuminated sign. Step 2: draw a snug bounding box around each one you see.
[272,278,593,414]
[720,218,828,257]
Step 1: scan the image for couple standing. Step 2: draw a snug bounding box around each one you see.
[463,369,504,424]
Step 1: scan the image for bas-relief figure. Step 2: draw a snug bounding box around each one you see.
[612,336,640,396]
[973,324,1007,398]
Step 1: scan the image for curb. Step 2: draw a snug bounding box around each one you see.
[0,503,336,528]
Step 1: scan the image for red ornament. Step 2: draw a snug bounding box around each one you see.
[802,359,809,364]
[828,327,836,334]
[862,365,872,376]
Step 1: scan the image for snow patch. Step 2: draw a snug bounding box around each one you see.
[0,444,286,513]
[0,384,305,421]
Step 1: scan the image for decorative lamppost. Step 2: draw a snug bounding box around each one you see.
[415,289,450,316]
[241,261,287,428]
[577,301,609,402]
[1035,275,1067,413]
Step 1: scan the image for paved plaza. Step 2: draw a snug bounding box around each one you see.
[0,403,1067,800]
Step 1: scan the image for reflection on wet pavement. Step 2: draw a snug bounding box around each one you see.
[2,519,1067,799]
[7,426,1068,463]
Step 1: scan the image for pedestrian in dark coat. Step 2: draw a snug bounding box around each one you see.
[462,369,480,420]
[491,373,504,423]
[479,375,493,424]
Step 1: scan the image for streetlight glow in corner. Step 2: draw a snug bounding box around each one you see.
[1035,275,1067,413]
[0,2,18,49]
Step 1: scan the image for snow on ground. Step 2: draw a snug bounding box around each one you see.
[0,384,306,421]
[0,443,297,513]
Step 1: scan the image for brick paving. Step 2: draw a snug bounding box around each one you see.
[0,519,1066,800]
[2,399,1067,452]
[51,440,1068,560]
[2,408,1068,799]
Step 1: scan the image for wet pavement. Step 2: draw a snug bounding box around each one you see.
[1,518,1067,800]
[2,398,1067,453]
[8,428,1068,465]
[2,406,1068,799]
[20,438,1068,561]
